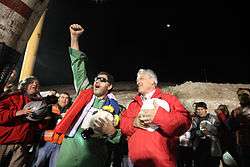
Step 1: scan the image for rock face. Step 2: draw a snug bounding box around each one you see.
[41,81,250,114]
[167,81,250,113]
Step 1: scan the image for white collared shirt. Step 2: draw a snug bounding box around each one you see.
[141,89,156,101]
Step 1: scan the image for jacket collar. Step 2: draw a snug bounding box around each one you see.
[134,87,163,106]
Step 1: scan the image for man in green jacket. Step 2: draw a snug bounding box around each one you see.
[55,24,121,167]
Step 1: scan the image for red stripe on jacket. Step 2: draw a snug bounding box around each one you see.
[54,89,93,135]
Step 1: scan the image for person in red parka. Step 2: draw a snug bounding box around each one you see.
[120,69,191,167]
[0,76,44,167]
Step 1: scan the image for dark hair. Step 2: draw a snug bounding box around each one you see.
[97,71,114,85]
[217,104,229,116]
[237,88,250,96]
[194,102,207,110]
[18,76,39,91]
[60,92,70,97]
[58,92,72,110]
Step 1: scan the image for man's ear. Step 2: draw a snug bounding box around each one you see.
[108,84,113,91]
[152,80,157,87]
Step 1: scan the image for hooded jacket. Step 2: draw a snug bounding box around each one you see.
[120,88,191,167]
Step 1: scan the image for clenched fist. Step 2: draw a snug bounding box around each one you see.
[69,24,84,38]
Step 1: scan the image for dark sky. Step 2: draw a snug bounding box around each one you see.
[24,0,249,86]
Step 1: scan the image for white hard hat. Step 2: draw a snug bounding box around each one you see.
[222,151,238,167]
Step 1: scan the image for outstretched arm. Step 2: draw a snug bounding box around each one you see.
[68,24,91,93]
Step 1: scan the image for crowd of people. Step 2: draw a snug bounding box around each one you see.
[176,89,250,167]
[0,23,249,167]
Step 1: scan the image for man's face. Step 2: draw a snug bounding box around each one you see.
[137,73,155,95]
[238,93,250,106]
[26,80,40,95]
[196,107,207,117]
[58,93,70,108]
[93,74,112,98]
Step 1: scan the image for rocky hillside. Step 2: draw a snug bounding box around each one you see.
[42,81,250,114]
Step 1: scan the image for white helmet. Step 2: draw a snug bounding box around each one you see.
[24,101,49,121]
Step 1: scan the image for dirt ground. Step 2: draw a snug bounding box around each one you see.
[42,81,250,114]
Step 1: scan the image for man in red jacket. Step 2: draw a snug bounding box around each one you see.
[120,69,191,167]
[0,76,43,167]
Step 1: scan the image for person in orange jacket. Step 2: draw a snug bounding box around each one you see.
[32,92,71,167]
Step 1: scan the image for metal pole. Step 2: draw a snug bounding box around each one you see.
[19,10,46,81]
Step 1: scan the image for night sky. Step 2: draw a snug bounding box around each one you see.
[22,0,249,86]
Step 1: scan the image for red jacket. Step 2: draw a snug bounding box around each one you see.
[120,88,191,167]
[0,92,43,144]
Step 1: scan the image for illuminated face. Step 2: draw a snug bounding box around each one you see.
[58,93,70,108]
[26,80,40,95]
[93,74,112,98]
[136,73,155,95]
[196,107,207,118]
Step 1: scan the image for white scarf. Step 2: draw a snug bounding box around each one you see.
[68,95,95,137]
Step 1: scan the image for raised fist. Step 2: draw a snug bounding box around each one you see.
[69,24,84,38]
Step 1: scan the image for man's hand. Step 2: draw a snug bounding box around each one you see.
[133,115,149,129]
[16,108,31,117]
[69,24,84,50]
[138,100,159,125]
[70,24,84,38]
[93,117,116,136]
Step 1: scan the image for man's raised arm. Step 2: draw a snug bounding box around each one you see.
[68,24,91,93]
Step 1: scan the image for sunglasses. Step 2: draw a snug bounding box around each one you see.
[94,77,109,83]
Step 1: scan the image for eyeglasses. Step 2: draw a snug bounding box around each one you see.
[94,77,109,83]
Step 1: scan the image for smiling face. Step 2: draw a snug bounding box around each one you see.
[26,79,40,95]
[93,74,112,98]
[58,93,70,108]
[137,73,156,96]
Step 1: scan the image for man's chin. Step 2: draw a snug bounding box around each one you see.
[94,90,102,97]
[137,88,143,94]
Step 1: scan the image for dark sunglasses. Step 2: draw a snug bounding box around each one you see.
[94,77,109,83]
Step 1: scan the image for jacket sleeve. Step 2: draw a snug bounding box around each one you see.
[69,48,91,94]
[0,97,17,124]
[152,95,191,137]
[205,115,220,137]
[119,102,138,137]
[107,129,122,144]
